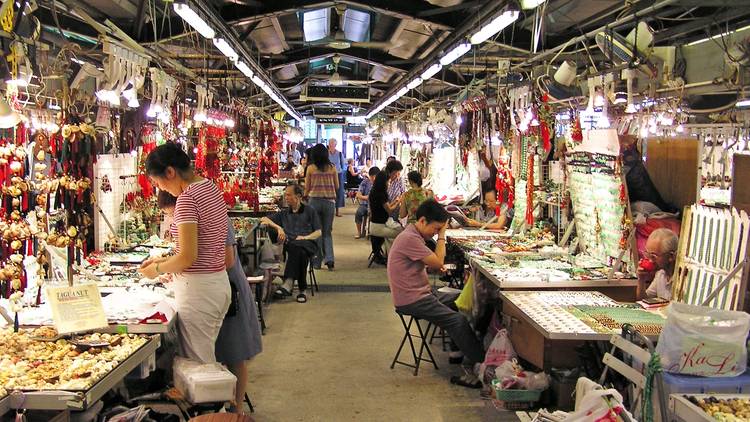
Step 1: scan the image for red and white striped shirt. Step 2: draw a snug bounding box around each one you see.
[171,179,228,274]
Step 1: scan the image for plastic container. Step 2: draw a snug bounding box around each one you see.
[491,379,543,402]
[662,370,750,396]
[173,357,237,404]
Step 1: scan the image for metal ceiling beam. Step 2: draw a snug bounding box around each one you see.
[417,0,483,17]
[225,0,456,31]
[514,0,680,70]
[268,47,411,72]
[654,9,750,43]
[367,0,508,113]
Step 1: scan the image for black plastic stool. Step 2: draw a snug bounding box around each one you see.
[390,312,439,376]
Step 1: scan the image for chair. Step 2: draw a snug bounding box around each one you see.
[390,312,439,376]
[429,325,448,352]
[247,276,266,334]
[368,236,385,268]
[599,324,667,422]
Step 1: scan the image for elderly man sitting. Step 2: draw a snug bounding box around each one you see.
[637,228,678,301]
[261,183,321,303]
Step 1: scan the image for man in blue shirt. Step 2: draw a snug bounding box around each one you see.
[355,166,380,239]
[328,138,346,216]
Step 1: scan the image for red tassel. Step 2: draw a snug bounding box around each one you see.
[526,154,534,226]
[541,123,551,152]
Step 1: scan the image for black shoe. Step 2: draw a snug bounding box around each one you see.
[325,262,334,271]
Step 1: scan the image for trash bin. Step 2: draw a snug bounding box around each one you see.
[550,367,580,410]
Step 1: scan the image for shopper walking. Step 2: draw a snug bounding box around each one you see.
[305,143,338,270]
[140,142,230,364]
[328,138,347,217]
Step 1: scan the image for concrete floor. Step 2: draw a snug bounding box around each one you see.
[245,203,518,422]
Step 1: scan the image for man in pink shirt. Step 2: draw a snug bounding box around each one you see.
[388,200,485,388]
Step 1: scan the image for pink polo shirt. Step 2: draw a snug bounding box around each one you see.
[387,224,433,307]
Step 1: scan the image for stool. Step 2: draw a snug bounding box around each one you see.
[429,325,449,352]
[247,276,266,334]
[244,392,255,413]
[368,236,385,268]
[189,414,255,422]
[390,312,438,376]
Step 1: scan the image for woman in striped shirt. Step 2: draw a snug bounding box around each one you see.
[139,142,230,363]
[305,144,338,270]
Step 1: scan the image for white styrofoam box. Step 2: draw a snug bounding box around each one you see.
[93,154,138,251]
[173,357,236,404]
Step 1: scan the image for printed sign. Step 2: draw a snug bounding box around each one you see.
[46,284,108,334]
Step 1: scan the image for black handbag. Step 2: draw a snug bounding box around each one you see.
[226,279,239,317]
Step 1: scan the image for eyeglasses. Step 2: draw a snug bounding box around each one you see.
[644,251,670,261]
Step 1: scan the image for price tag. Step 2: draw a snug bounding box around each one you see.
[46,284,108,334]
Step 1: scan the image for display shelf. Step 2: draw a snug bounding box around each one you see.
[475,260,638,290]
[668,394,750,422]
[500,291,617,341]
[8,335,161,411]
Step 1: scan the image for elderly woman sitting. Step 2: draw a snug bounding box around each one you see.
[260,183,322,303]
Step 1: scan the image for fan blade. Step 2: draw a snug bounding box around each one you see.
[287,38,334,46]
[351,41,395,49]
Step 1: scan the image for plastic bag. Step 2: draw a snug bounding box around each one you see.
[655,302,750,377]
[455,273,474,313]
[483,329,516,367]
[561,379,635,422]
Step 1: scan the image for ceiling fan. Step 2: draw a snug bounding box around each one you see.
[310,54,376,86]
[288,5,397,50]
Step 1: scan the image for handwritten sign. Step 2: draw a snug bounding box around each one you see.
[667,339,744,377]
[46,284,108,334]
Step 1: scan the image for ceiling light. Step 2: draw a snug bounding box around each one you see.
[686,24,750,47]
[406,78,423,90]
[397,87,408,97]
[521,0,546,9]
[421,63,442,80]
[0,97,20,129]
[470,9,519,44]
[251,75,266,89]
[235,61,254,78]
[440,43,471,66]
[614,92,627,105]
[213,38,238,62]
[736,98,750,108]
[173,3,215,39]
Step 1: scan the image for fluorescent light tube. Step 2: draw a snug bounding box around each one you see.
[213,38,238,62]
[235,61,254,78]
[439,43,471,66]
[406,77,423,90]
[521,0,546,9]
[421,63,442,80]
[173,3,215,39]
[251,75,266,89]
[397,87,408,97]
[736,98,750,108]
[470,10,519,44]
[687,24,750,47]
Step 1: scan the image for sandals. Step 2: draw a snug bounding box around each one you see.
[275,286,291,297]
[296,293,307,303]
[450,374,482,389]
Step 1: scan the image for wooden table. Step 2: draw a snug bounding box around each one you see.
[499,291,660,370]
[472,258,639,301]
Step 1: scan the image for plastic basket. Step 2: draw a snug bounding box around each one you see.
[491,379,543,402]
